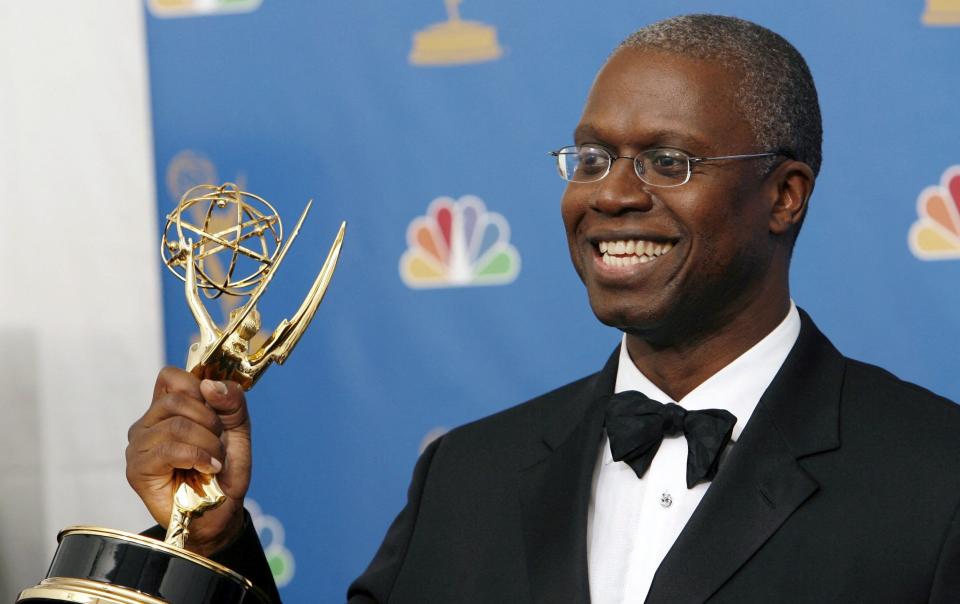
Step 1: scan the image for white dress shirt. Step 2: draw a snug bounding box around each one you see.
[587,303,801,604]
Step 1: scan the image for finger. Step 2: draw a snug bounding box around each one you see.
[200,380,249,430]
[132,440,223,477]
[155,441,223,475]
[139,416,226,467]
[218,438,249,499]
[154,366,202,401]
[142,367,221,432]
[137,389,225,437]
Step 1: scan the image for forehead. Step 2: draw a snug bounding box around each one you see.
[576,48,753,154]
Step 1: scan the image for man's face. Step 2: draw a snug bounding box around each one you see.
[561,48,781,343]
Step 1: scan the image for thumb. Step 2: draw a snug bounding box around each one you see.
[199,379,249,431]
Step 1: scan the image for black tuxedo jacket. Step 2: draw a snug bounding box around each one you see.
[231,312,960,602]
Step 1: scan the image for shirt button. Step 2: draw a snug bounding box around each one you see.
[660,491,673,508]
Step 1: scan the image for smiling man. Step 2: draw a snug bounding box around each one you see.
[126,14,960,603]
[557,44,813,402]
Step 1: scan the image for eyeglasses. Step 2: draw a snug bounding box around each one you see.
[549,144,784,188]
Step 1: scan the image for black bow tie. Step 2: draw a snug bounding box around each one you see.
[603,390,737,489]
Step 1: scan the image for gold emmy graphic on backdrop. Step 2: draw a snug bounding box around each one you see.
[18,183,346,604]
[409,0,503,66]
[923,0,960,24]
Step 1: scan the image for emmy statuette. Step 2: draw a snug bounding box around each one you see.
[18,183,345,604]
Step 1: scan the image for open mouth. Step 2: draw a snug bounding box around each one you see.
[596,239,675,267]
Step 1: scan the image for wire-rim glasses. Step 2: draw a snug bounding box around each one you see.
[549,144,784,188]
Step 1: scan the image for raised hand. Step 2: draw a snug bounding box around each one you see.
[126,367,252,556]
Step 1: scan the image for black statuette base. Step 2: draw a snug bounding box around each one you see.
[17,527,269,604]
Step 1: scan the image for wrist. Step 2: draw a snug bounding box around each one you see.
[186,507,247,558]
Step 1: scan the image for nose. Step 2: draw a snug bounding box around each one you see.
[589,156,654,215]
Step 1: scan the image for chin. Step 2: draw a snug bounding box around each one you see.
[588,297,664,334]
[587,288,717,347]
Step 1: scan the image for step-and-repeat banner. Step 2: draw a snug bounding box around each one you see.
[143,1,959,600]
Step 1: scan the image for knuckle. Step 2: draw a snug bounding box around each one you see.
[156,441,202,468]
[155,441,173,464]
[154,368,169,390]
[158,365,188,382]
[126,420,141,443]
[207,412,225,436]
[190,446,206,465]
[156,366,180,389]
[168,416,194,439]
[159,391,184,414]
[157,366,199,397]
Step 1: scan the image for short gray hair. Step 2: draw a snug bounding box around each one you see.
[619,14,822,177]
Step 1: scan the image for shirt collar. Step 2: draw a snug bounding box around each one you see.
[613,301,801,445]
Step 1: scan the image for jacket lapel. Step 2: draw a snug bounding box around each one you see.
[646,311,845,603]
[519,350,618,604]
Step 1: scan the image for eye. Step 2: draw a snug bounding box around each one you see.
[645,148,689,178]
[577,145,610,175]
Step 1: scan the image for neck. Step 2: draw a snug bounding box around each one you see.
[624,291,791,401]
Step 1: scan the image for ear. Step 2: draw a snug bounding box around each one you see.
[767,160,815,237]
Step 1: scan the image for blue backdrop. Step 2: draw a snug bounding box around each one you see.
[143,1,960,600]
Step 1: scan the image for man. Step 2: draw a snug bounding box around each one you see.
[127,14,960,603]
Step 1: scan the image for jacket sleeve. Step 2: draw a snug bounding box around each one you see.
[929,496,960,603]
[142,510,282,604]
[346,435,444,604]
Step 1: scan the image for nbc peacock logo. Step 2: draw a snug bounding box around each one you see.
[247,499,295,588]
[147,0,262,18]
[400,195,520,288]
[908,165,960,260]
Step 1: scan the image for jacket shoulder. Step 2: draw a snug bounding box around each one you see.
[843,358,960,418]
[841,357,960,453]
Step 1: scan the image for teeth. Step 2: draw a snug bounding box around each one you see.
[598,238,675,266]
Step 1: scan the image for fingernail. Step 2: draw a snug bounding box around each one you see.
[213,381,228,395]
[210,458,223,473]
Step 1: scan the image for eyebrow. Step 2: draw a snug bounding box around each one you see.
[572,124,710,153]
[572,124,603,142]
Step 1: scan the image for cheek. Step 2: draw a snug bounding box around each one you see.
[559,187,590,279]
[559,186,584,237]
[691,194,772,278]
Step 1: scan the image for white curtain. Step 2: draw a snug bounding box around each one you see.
[0,0,159,595]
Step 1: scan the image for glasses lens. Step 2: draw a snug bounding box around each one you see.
[638,148,690,187]
[556,145,610,183]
